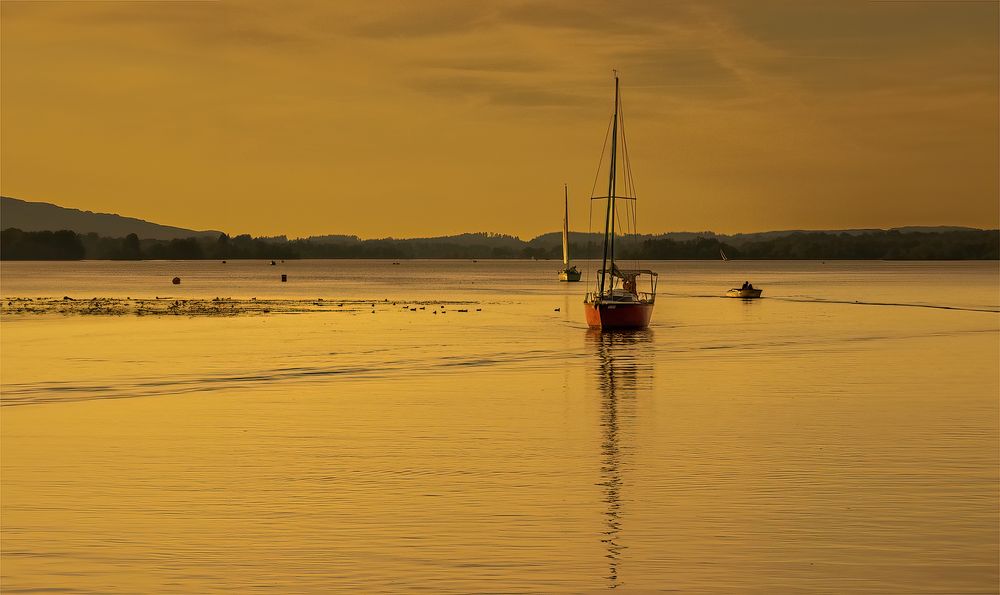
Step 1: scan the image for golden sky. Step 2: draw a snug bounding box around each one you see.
[1,0,997,238]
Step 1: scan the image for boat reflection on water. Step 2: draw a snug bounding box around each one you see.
[587,329,654,589]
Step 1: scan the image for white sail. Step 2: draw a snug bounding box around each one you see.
[562,184,570,267]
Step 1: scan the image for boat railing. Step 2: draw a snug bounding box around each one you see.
[585,291,656,304]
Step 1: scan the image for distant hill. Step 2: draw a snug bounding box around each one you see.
[721,226,984,245]
[1,196,222,240]
[1,195,991,253]
[528,227,988,249]
[305,234,362,245]
[394,232,525,248]
[528,231,720,249]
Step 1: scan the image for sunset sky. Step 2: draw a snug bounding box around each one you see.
[1,1,997,239]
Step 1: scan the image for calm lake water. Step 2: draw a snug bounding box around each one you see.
[2,260,998,593]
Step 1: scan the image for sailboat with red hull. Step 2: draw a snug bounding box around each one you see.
[584,73,658,330]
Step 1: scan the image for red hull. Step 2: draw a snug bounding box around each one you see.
[584,301,654,329]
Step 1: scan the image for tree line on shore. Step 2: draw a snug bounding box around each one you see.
[2,227,997,260]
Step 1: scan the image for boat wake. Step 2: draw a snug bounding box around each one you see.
[660,292,999,313]
[0,347,564,407]
[771,296,1000,313]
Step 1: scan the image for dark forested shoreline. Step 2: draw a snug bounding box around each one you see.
[2,227,997,261]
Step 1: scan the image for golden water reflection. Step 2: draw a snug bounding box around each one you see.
[588,329,654,589]
[2,261,997,592]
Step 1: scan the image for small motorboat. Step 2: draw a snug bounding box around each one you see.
[726,287,762,298]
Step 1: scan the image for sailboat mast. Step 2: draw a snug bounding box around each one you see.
[599,73,620,296]
[562,184,570,267]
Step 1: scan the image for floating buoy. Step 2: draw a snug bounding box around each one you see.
[172,277,181,285]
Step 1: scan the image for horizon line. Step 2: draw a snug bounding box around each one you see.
[1,196,995,241]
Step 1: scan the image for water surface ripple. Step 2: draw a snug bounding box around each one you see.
[1,260,997,593]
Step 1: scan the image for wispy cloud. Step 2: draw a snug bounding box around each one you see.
[1,0,996,237]
[350,3,494,38]
[408,74,590,108]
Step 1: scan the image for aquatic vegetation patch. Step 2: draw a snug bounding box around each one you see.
[1,297,477,317]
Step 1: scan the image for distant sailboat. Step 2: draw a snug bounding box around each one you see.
[720,248,728,261]
[558,184,582,282]
[584,73,658,329]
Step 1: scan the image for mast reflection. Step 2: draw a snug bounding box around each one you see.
[587,329,654,589]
